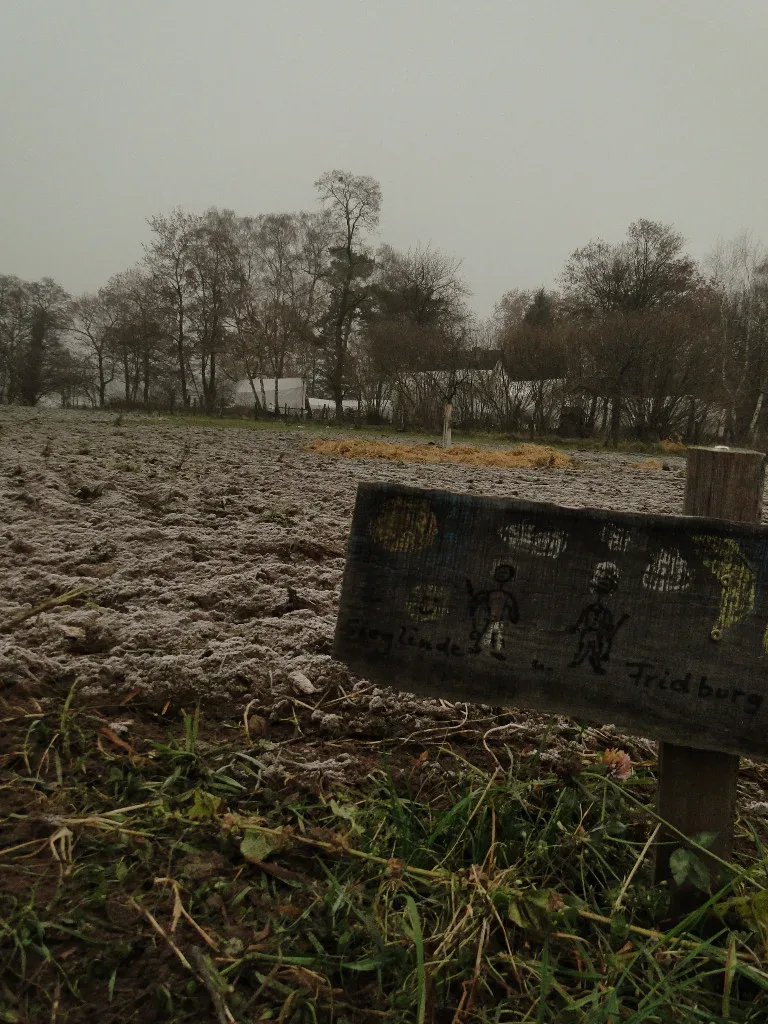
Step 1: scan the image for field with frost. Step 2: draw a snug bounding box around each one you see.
[3,410,768,1024]
[1,410,691,728]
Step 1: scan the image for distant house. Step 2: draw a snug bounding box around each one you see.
[233,376,369,417]
[385,349,568,430]
[307,395,360,417]
[233,377,306,413]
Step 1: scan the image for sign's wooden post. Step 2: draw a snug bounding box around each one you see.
[654,446,766,892]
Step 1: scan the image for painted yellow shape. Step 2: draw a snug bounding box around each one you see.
[693,535,756,641]
[405,584,450,622]
[372,497,438,554]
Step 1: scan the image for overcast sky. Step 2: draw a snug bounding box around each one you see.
[2,0,766,317]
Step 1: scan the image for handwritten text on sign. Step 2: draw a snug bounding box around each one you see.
[333,484,768,757]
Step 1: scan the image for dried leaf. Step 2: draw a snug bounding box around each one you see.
[547,891,565,913]
[601,748,632,780]
[240,829,280,863]
[100,727,138,757]
[188,790,223,821]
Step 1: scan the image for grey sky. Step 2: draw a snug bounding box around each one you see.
[2,0,767,317]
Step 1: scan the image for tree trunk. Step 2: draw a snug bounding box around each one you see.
[600,398,609,434]
[98,351,106,408]
[749,393,764,445]
[586,395,598,433]
[684,396,696,443]
[176,288,189,407]
[442,401,453,449]
[204,351,216,415]
[333,333,345,419]
[609,395,622,447]
[333,385,344,421]
[246,375,261,417]
[534,387,544,436]
[19,310,45,405]
[143,347,151,405]
[634,405,648,441]
[333,278,352,422]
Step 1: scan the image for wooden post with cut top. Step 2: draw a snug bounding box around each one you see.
[654,446,766,897]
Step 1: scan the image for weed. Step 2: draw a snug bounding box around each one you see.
[2,684,768,1022]
[262,499,301,525]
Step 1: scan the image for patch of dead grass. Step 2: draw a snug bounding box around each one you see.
[308,438,571,469]
[659,438,687,454]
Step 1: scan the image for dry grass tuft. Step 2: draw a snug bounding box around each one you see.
[630,459,665,471]
[659,438,687,454]
[308,438,571,469]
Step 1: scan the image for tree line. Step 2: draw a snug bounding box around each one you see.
[2,169,767,444]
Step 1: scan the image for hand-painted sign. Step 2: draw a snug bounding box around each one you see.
[334,483,768,757]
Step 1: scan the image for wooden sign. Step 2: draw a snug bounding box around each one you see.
[334,482,768,758]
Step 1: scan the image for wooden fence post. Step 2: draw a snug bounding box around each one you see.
[654,446,766,902]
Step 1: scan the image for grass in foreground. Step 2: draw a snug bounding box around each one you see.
[3,682,768,1023]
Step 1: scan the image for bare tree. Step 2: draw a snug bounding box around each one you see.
[561,220,699,444]
[491,289,534,337]
[185,208,239,413]
[253,212,328,412]
[144,209,197,407]
[495,288,567,437]
[705,234,768,444]
[228,216,270,410]
[51,348,99,408]
[68,290,119,406]
[315,170,381,419]
[0,276,71,405]
[101,268,175,407]
[0,276,28,402]
[227,211,330,413]
[363,244,471,440]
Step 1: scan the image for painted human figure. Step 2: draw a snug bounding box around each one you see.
[467,564,519,659]
[569,561,628,675]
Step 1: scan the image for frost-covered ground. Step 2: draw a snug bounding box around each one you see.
[0,413,682,719]
[0,408,686,696]
[4,405,768,798]
[7,409,765,798]
[6,410,768,1024]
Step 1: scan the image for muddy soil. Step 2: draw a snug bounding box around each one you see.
[2,408,766,803]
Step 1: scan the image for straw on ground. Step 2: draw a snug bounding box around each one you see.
[309,438,571,469]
